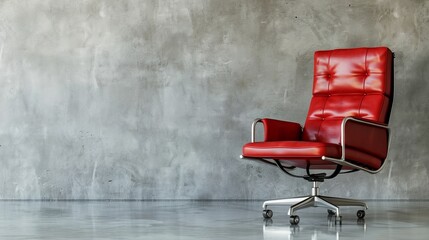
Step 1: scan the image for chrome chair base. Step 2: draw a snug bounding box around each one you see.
[262,182,367,224]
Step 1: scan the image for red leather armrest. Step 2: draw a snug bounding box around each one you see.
[261,118,302,142]
[344,117,389,164]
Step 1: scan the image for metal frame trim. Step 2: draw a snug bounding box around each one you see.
[251,118,263,142]
[321,117,391,174]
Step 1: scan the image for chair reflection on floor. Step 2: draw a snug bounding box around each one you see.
[263,218,366,240]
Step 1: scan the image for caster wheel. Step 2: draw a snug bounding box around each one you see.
[290,215,300,225]
[327,209,336,216]
[357,210,365,219]
[263,209,273,219]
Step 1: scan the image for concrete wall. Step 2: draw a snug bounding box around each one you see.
[0,0,428,200]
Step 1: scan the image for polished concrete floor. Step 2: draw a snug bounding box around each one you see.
[0,201,428,239]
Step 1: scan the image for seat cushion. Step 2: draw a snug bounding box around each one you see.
[243,141,341,159]
[242,141,383,170]
[242,141,342,169]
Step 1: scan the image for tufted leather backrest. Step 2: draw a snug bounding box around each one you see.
[302,47,393,144]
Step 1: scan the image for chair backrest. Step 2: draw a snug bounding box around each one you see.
[302,47,394,145]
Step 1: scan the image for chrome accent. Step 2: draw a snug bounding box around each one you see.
[251,118,263,142]
[263,182,367,217]
[321,196,368,208]
[322,116,391,174]
[263,197,308,210]
[289,197,317,215]
[311,181,319,196]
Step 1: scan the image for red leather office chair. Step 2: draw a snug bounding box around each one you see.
[241,47,393,225]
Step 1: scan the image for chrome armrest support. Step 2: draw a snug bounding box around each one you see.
[322,117,390,174]
[240,118,263,159]
[251,118,263,143]
[239,118,263,160]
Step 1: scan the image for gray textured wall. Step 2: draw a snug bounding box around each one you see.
[0,0,428,200]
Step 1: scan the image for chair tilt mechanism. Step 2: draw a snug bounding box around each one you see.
[241,47,394,225]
